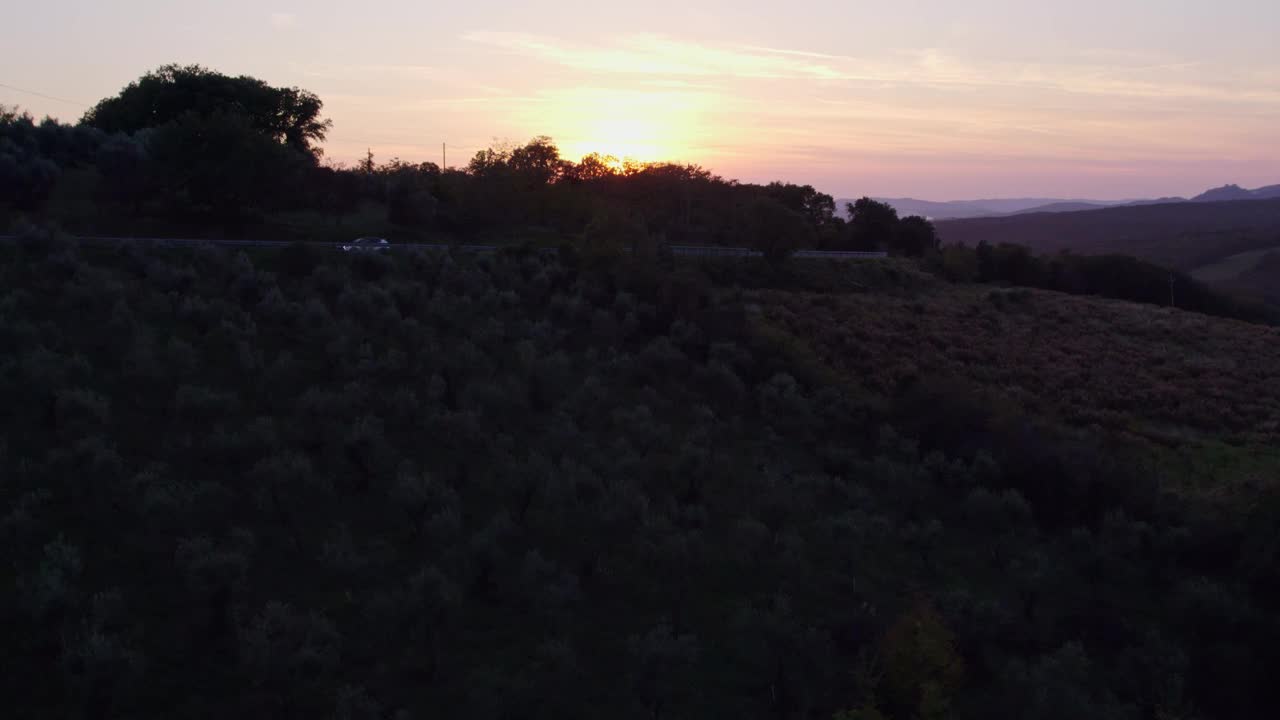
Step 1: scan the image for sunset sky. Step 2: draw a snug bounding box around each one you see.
[4,0,1278,199]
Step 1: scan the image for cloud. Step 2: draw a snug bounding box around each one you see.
[298,29,1277,191]
[738,45,852,61]
[461,32,1280,107]
[462,32,849,81]
[270,12,296,29]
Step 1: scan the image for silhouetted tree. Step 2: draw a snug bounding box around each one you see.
[747,196,812,267]
[891,215,940,257]
[847,197,900,251]
[564,153,620,183]
[0,109,63,210]
[508,136,565,187]
[95,133,150,217]
[766,181,837,227]
[144,110,302,223]
[82,64,331,159]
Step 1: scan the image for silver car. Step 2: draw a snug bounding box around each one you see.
[341,237,390,252]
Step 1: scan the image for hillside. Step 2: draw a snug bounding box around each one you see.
[1008,201,1108,215]
[3,233,1278,719]
[851,197,1120,220]
[935,197,1280,271]
[754,281,1280,489]
[1202,249,1280,306]
[863,183,1280,222]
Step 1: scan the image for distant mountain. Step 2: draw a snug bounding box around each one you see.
[856,198,1013,220]
[1193,184,1257,202]
[1192,184,1280,202]
[1008,201,1110,215]
[934,197,1280,272]
[839,197,1122,220]
[960,198,1116,215]
[1126,196,1188,206]
[843,182,1279,221]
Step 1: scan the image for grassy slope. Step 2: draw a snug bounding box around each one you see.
[1190,247,1280,309]
[1189,245,1280,283]
[745,270,1280,503]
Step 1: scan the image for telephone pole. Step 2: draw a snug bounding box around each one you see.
[442,143,447,170]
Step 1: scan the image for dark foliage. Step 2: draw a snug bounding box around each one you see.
[843,198,937,257]
[1,231,1277,719]
[0,106,106,211]
[745,196,811,266]
[847,197,900,252]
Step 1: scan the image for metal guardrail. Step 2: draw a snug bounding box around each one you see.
[0,234,300,248]
[666,246,888,259]
[0,235,513,252]
[794,249,888,259]
[0,235,890,260]
[668,245,761,257]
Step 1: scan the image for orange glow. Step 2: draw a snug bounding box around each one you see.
[564,117,662,165]
[521,87,708,165]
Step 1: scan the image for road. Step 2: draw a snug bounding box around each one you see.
[0,234,887,259]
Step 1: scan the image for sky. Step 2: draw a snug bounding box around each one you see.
[3,0,1278,200]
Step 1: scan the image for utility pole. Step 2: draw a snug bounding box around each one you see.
[442,143,447,170]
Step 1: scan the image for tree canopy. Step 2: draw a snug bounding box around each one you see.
[82,64,331,158]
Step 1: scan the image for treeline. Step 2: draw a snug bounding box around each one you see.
[928,241,1277,324]
[1,65,936,258]
[2,229,1277,719]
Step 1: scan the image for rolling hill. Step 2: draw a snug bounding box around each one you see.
[850,197,1123,220]
[857,183,1280,221]
[756,280,1280,449]
[1193,246,1280,305]
[1007,201,1110,215]
[934,197,1280,271]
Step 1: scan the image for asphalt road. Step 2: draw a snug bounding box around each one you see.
[0,234,887,259]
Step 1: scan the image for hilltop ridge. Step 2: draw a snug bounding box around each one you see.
[934,196,1280,271]
[852,181,1280,220]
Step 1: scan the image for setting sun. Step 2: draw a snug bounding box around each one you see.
[567,117,663,165]
[528,87,707,165]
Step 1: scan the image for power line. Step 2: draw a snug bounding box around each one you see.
[328,135,475,166]
[0,82,89,108]
[333,135,472,153]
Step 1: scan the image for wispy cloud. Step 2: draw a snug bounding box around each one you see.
[737,45,854,61]
[463,32,849,80]
[462,32,1280,106]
